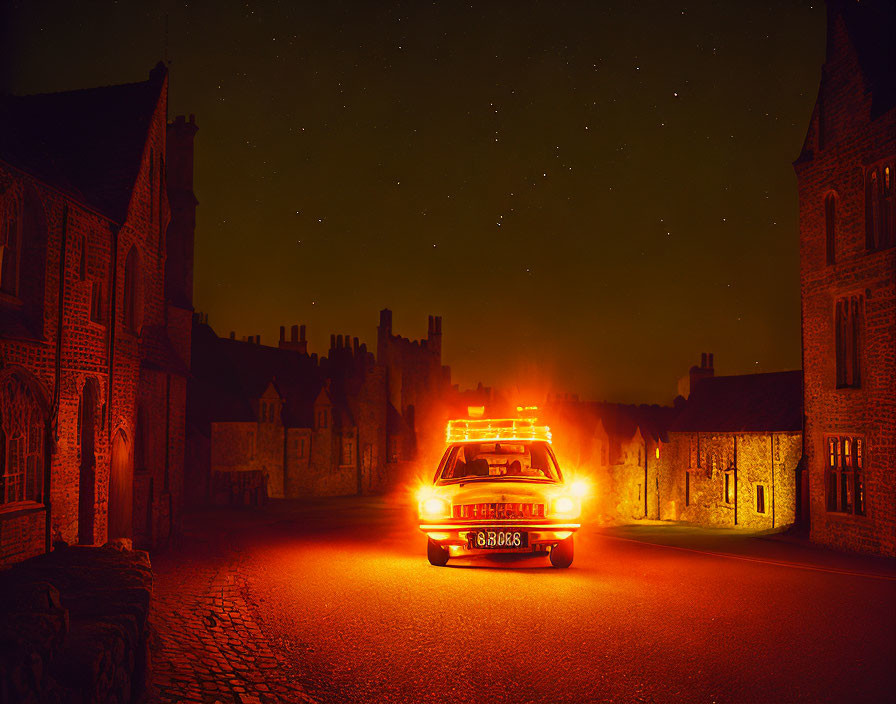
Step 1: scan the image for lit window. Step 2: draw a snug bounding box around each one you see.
[826,435,865,515]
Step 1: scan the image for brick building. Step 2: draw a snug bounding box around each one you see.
[661,361,803,531]
[188,310,448,502]
[0,64,196,565]
[795,0,895,555]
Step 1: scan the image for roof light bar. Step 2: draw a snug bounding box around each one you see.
[446,418,552,444]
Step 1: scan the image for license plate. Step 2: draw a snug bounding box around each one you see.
[467,530,528,550]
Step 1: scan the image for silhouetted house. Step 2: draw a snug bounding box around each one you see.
[660,364,803,530]
[377,309,452,462]
[795,0,895,556]
[0,64,196,563]
[188,311,447,501]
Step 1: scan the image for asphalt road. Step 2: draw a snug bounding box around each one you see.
[156,497,896,704]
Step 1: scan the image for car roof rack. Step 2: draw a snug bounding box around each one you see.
[446,418,552,444]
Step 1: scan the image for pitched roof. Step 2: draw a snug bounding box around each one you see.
[838,0,896,117]
[188,322,361,432]
[671,370,803,434]
[0,64,166,223]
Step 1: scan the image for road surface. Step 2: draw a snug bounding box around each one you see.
[151,497,896,704]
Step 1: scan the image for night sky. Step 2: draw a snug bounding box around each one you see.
[2,1,826,403]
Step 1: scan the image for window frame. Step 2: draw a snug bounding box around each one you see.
[825,434,866,516]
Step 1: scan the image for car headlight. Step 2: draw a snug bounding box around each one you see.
[419,496,450,519]
[551,495,579,517]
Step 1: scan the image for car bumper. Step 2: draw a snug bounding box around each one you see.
[419,521,580,551]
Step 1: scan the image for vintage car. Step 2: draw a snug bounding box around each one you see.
[417,418,586,568]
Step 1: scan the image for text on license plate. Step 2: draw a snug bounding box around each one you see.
[467,530,528,549]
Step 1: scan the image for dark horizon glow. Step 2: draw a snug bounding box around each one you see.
[1,1,826,403]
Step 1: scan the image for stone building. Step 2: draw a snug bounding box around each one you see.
[661,363,803,531]
[0,64,196,564]
[545,395,670,522]
[188,310,446,502]
[377,308,452,462]
[795,0,895,555]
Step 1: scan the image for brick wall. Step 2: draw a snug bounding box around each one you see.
[0,66,192,562]
[796,11,896,556]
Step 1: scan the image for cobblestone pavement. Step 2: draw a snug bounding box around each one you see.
[150,516,317,704]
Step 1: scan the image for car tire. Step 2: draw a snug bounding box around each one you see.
[549,535,574,568]
[427,538,450,566]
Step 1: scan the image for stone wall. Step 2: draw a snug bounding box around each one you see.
[0,542,153,703]
[659,432,800,530]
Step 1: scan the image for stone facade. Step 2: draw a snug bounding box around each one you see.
[0,64,195,564]
[795,0,896,556]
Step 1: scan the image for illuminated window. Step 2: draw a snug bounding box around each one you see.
[835,295,862,388]
[865,165,894,250]
[756,485,766,514]
[825,192,837,265]
[826,435,865,515]
[724,472,733,504]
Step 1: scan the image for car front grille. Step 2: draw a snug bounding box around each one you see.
[452,503,546,520]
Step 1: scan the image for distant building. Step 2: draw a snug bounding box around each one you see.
[545,396,671,522]
[795,0,895,555]
[0,64,196,564]
[188,310,449,503]
[661,363,803,531]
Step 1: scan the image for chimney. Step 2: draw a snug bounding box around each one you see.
[280,323,308,354]
[229,331,235,340]
[165,112,199,309]
[688,352,715,396]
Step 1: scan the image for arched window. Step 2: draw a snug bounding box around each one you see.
[882,165,894,249]
[866,169,880,250]
[123,247,140,331]
[0,189,21,296]
[0,372,45,505]
[824,192,837,265]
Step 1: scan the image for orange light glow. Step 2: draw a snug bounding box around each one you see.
[421,497,449,517]
[553,496,575,514]
[446,417,552,444]
[467,405,485,418]
[569,479,589,498]
[655,447,660,459]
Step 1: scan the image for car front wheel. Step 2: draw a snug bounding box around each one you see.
[549,535,574,568]
[427,538,450,566]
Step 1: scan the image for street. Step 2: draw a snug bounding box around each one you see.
[151,497,896,704]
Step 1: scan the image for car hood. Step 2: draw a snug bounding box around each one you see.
[437,480,563,506]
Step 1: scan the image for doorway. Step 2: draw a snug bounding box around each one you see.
[78,380,98,545]
[108,429,133,541]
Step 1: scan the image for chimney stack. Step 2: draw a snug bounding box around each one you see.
[279,326,286,342]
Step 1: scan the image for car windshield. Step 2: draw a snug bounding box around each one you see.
[437,441,561,484]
